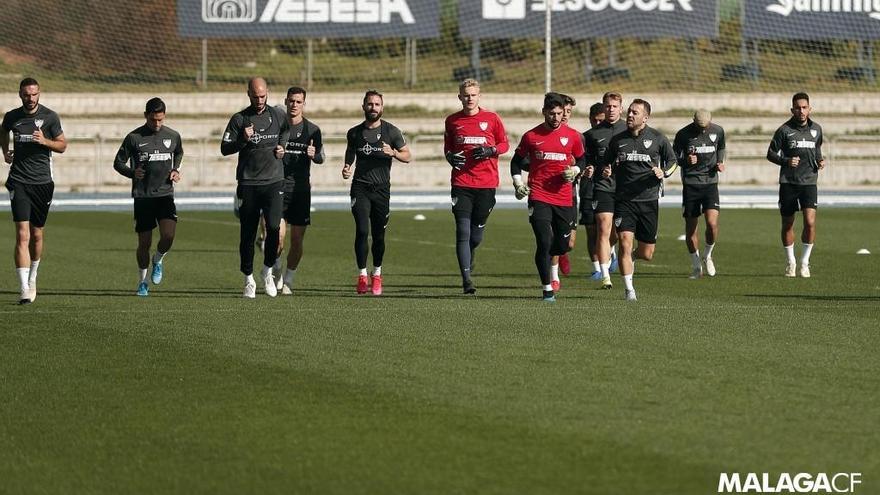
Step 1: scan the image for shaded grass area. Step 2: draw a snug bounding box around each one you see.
[1,208,878,494]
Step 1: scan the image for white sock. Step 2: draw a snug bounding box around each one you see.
[372,266,382,276]
[600,262,610,278]
[543,284,553,291]
[28,259,40,286]
[691,251,701,269]
[591,260,600,272]
[784,245,796,264]
[359,268,368,277]
[801,243,813,266]
[623,274,634,291]
[284,268,296,286]
[704,243,715,259]
[261,265,273,278]
[152,251,166,265]
[551,263,559,281]
[139,269,148,283]
[17,267,30,291]
[245,274,256,286]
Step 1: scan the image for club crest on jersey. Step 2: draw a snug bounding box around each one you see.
[560,137,569,146]
[34,119,44,128]
[479,122,488,131]
[163,139,172,148]
[709,134,717,142]
[643,139,653,148]
[810,129,818,138]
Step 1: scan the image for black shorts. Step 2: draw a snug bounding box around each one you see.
[779,183,818,216]
[134,196,178,233]
[529,200,576,234]
[580,189,615,225]
[283,185,312,226]
[451,186,496,225]
[682,183,720,218]
[614,199,659,244]
[6,180,54,227]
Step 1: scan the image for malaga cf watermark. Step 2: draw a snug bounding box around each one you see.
[718,473,862,493]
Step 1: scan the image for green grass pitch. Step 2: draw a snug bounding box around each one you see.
[1,208,878,494]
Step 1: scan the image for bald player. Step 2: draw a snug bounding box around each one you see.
[673,109,726,279]
[221,77,290,298]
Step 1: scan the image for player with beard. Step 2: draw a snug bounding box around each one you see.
[604,99,677,301]
[221,77,289,298]
[1,78,67,304]
[587,92,626,289]
[272,86,324,295]
[342,90,411,295]
[767,92,825,278]
[510,93,586,302]
[113,97,183,296]
[444,79,509,295]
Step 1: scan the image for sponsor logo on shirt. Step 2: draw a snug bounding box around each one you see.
[359,144,384,155]
[459,136,488,145]
[149,153,173,161]
[694,145,716,154]
[623,151,653,162]
[792,140,816,149]
[250,132,280,144]
[767,0,880,20]
[535,151,568,161]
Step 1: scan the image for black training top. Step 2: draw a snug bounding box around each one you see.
[582,119,627,198]
[604,126,677,202]
[345,120,406,187]
[767,118,824,185]
[221,105,290,186]
[673,122,726,186]
[113,125,184,199]
[1,104,64,185]
[283,118,324,192]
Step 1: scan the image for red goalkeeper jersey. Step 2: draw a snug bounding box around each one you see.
[444,108,509,189]
[515,124,585,207]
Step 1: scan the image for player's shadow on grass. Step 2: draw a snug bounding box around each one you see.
[745,293,880,302]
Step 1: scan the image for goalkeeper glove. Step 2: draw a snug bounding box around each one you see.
[471,146,496,161]
[562,166,580,183]
[513,176,530,200]
[445,150,466,169]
